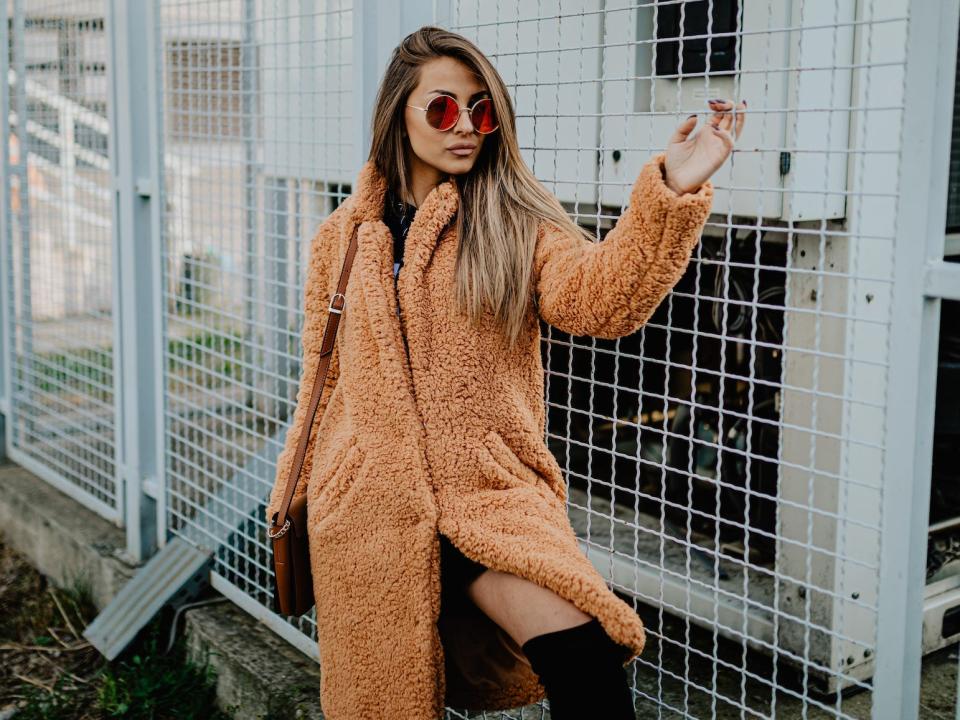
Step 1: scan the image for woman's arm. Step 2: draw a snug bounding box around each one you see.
[265,211,340,526]
[533,152,714,340]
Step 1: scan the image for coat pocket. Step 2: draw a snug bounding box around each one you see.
[481,430,567,501]
[308,438,363,523]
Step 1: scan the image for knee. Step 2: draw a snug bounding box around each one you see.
[520,618,636,719]
[467,570,592,645]
[521,616,630,676]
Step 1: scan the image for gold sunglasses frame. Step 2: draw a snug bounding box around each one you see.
[405,94,500,134]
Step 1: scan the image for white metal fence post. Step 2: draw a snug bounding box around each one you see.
[0,1,11,435]
[9,0,34,448]
[106,0,166,562]
[873,1,960,717]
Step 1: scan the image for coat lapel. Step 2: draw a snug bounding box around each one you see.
[341,159,461,416]
[348,158,460,310]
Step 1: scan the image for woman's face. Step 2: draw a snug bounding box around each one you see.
[403,56,492,178]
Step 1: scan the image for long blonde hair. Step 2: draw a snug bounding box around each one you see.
[368,25,594,350]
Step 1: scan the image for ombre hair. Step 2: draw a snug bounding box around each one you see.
[367,25,594,349]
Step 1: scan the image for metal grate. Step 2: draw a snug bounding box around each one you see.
[948,21,960,235]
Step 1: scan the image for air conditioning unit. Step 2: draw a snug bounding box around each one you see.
[473,0,855,222]
[602,0,855,221]
[946,30,960,251]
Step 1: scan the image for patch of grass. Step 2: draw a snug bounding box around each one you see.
[19,346,113,396]
[0,540,232,719]
[96,623,228,720]
[167,329,245,383]
[17,327,250,398]
[13,674,79,720]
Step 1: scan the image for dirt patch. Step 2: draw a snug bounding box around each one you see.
[0,539,232,719]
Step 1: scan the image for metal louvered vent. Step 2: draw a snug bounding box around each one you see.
[948,24,960,233]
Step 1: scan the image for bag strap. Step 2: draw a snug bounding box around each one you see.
[271,222,360,533]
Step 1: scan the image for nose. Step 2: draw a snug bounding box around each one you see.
[453,107,475,134]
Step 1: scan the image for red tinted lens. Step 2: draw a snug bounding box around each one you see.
[425,95,459,130]
[470,98,498,134]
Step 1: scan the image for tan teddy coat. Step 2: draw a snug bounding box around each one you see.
[265,152,713,719]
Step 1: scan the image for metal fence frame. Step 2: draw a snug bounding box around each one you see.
[874,1,960,717]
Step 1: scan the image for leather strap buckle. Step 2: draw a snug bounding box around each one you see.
[328,292,346,314]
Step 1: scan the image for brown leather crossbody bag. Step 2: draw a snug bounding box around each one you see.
[267,223,359,616]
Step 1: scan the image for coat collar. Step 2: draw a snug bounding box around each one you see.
[344,160,461,352]
[349,159,461,272]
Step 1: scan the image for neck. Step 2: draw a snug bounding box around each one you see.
[407,152,448,208]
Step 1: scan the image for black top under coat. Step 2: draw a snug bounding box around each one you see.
[383,186,418,285]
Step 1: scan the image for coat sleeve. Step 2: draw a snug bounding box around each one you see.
[265,213,340,526]
[533,152,714,340]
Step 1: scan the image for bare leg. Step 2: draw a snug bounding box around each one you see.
[464,568,636,719]
[464,568,592,647]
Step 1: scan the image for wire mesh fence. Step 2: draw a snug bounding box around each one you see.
[2,0,957,718]
[157,0,354,649]
[4,0,119,522]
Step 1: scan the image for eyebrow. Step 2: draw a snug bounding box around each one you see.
[427,88,490,100]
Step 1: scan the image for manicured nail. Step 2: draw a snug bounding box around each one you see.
[687,113,697,119]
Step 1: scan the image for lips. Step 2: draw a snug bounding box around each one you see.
[448,144,476,157]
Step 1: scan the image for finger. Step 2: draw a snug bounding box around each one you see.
[707,98,733,110]
[719,109,734,132]
[669,114,699,144]
[710,124,735,151]
[707,98,732,128]
[707,98,724,127]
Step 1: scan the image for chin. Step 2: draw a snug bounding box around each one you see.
[438,156,476,175]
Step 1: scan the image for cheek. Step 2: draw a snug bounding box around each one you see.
[409,125,442,155]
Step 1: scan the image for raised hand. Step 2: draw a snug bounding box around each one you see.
[663,98,746,195]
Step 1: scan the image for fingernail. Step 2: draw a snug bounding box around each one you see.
[687,113,697,119]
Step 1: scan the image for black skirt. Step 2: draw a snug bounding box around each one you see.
[439,532,488,611]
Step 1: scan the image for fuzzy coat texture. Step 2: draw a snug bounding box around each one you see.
[265,152,714,719]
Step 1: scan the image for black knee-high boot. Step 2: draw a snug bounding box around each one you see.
[520,617,635,719]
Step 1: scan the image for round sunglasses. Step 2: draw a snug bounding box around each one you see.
[406,94,500,134]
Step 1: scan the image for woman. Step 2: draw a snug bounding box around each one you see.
[266,25,744,720]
